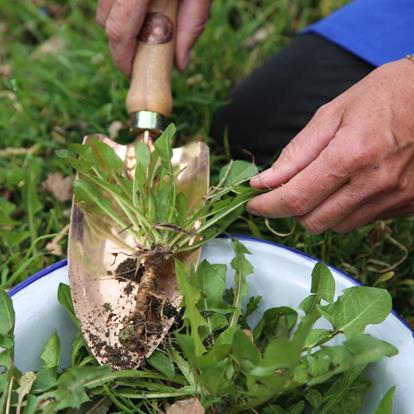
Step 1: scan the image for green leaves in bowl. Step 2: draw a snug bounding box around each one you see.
[0,240,398,413]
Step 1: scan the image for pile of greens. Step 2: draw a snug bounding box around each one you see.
[0,243,397,413]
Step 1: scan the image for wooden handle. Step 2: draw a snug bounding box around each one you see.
[126,0,178,116]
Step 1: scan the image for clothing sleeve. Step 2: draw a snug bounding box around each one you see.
[304,0,414,66]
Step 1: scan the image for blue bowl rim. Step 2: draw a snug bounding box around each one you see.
[9,233,414,338]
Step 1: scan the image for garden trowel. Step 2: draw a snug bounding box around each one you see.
[68,0,209,370]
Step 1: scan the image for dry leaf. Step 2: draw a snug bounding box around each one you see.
[91,53,104,65]
[244,24,274,48]
[167,398,204,414]
[46,224,69,256]
[0,64,12,77]
[186,73,203,86]
[0,144,40,157]
[42,172,72,202]
[31,35,66,58]
[108,120,124,139]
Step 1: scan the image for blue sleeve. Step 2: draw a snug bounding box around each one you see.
[305,0,414,66]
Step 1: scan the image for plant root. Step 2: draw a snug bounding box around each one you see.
[117,250,177,353]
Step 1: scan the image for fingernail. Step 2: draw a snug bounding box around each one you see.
[246,203,259,216]
[250,168,272,184]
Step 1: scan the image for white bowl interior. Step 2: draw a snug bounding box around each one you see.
[11,237,414,413]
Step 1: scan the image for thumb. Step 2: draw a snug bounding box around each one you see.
[250,104,343,189]
[175,0,212,70]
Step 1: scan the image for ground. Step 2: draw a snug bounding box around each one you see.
[0,0,413,324]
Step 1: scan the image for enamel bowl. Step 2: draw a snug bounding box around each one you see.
[10,236,414,413]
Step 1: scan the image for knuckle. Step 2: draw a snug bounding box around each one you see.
[333,225,348,234]
[284,191,308,216]
[378,174,398,192]
[343,144,372,172]
[279,142,298,164]
[314,103,335,119]
[299,217,324,234]
[373,166,400,192]
[105,20,123,43]
[96,11,106,26]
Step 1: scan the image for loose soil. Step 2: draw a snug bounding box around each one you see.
[115,257,145,282]
[90,250,178,369]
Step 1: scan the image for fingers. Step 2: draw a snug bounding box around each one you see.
[104,0,150,76]
[332,195,409,233]
[96,0,114,26]
[176,0,212,70]
[250,103,344,190]
[247,129,353,218]
[297,165,395,234]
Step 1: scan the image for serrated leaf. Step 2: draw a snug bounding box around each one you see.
[147,350,175,380]
[311,262,335,303]
[230,239,253,327]
[40,331,61,369]
[318,287,392,337]
[245,296,262,317]
[374,386,396,414]
[175,259,208,356]
[45,365,113,410]
[170,348,194,386]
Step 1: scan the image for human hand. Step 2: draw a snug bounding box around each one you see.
[247,58,414,234]
[97,0,212,76]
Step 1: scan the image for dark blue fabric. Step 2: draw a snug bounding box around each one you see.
[306,0,414,67]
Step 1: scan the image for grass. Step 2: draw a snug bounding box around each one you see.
[0,0,413,324]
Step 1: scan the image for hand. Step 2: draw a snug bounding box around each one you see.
[247,58,414,234]
[96,0,212,76]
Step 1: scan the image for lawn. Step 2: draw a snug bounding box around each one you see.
[0,0,413,328]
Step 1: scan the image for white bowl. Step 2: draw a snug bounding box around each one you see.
[10,236,414,413]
